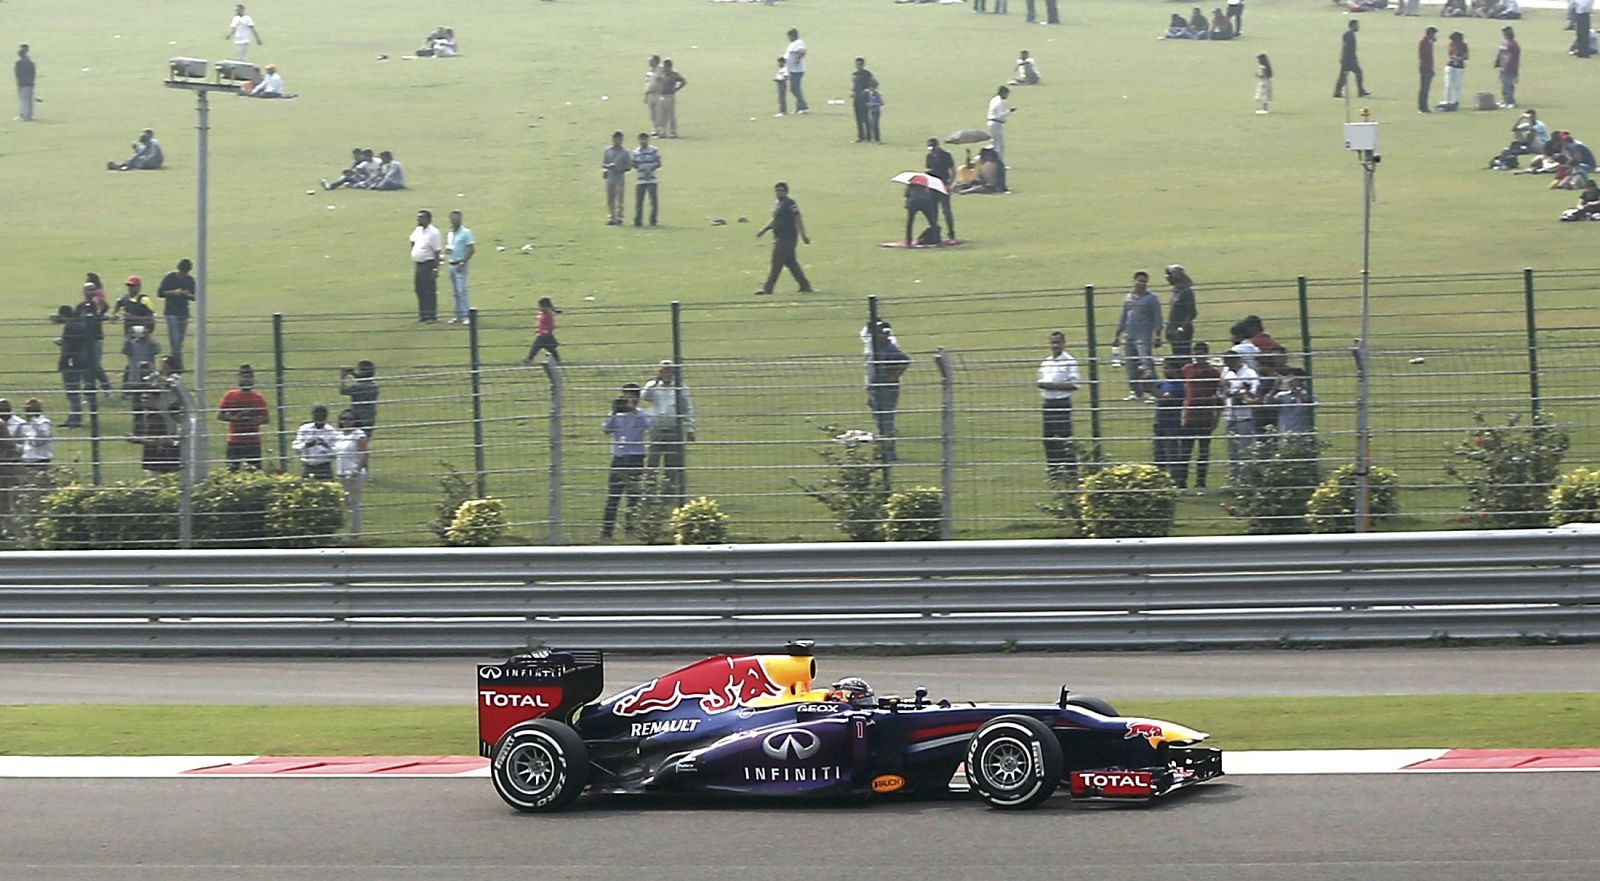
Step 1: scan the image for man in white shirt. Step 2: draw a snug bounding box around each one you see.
[643,56,664,137]
[291,405,337,480]
[1220,351,1260,483]
[226,4,263,61]
[408,209,443,323]
[641,360,696,504]
[987,86,1013,164]
[1037,331,1080,482]
[18,398,54,466]
[247,64,283,97]
[784,29,809,113]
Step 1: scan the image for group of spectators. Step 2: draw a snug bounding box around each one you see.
[1163,5,1244,40]
[599,360,696,539]
[1439,0,1523,18]
[320,148,406,191]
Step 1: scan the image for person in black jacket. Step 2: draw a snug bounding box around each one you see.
[850,57,878,143]
[925,139,958,240]
[903,180,940,246]
[53,305,91,428]
[1164,264,1198,355]
[1334,20,1372,98]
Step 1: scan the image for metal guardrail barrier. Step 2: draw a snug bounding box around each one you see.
[1,528,1597,654]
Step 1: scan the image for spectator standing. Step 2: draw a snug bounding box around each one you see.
[217,364,269,471]
[127,391,180,475]
[1227,0,1244,35]
[445,211,475,324]
[0,400,18,530]
[1440,32,1468,112]
[1153,356,1188,484]
[524,298,562,364]
[1036,330,1080,482]
[601,131,632,226]
[1220,350,1260,483]
[851,58,879,143]
[643,56,663,137]
[226,4,263,60]
[1046,0,1063,24]
[1272,368,1317,444]
[15,44,34,123]
[866,86,883,144]
[785,29,809,113]
[1495,26,1520,108]
[1164,264,1197,354]
[925,138,958,239]
[339,361,379,439]
[772,57,789,116]
[332,408,370,534]
[864,320,910,463]
[291,405,337,480]
[1178,342,1222,490]
[641,360,695,505]
[114,276,156,337]
[76,282,112,393]
[632,132,662,227]
[157,258,196,366]
[120,325,160,396]
[659,60,686,138]
[409,209,442,323]
[1576,0,1595,59]
[755,181,813,295]
[17,399,53,467]
[600,394,652,540]
[1419,27,1437,114]
[987,86,1014,165]
[1113,271,1164,401]
[54,305,90,428]
[1334,20,1370,99]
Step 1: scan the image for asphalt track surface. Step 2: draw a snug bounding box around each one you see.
[4,645,1598,704]
[5,647,1598,880]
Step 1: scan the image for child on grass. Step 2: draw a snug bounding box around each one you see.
[773,57,789,116]
[524,297,561,364]
[1255,54,1273,114]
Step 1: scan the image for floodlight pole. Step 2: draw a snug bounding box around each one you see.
[1354,147,1377,533]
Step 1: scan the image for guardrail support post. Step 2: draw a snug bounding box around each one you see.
[1083,285,1102,459]
[271,313,289,472]
[468,307,488,499]
[935,347,954,540]
[1523,267,1541,417]
[544,361,564,545]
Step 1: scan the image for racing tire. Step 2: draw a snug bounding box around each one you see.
[491,719,590,813]
[1065,696,1118,717]
[965,715,1065,810]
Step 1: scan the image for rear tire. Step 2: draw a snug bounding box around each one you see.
[491,719,590,813]
[966,715,1065,809]
[1065,695,1118,717]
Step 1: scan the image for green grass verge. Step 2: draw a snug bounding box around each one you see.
[3,694,1596,754]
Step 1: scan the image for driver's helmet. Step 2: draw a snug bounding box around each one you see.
[828,677,874,706]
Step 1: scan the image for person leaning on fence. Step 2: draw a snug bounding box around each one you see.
[1177,341,1222,490]
[339,360,379,439]
[1037,330,1080,483]
[864,320,911,463]
[293,404,337,480]
[218,364,270,471]
[333,408,370,535]
[601,394,652,541]
[641,360,695,504]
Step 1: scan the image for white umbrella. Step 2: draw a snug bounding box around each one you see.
[890,171,948,195]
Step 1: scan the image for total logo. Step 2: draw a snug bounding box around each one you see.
[479,690,551,709]
[630,719,701,737]
[1080,772,1151,789]
[761,728,821,760]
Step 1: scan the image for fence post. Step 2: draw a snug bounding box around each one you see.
[670,300,687,497]
[271,313,288,472]
[467,307,488,499]
[1082,285,1102,459]
[88,393,102,486]
[935,347,954,540]
[1296,275,1315,396]
[543,361,564,545]
[1523,267,1541,417]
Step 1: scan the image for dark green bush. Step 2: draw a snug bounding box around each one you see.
[881,486,943,542]
[1445,412,1568,529]
[1549,466,1600,526]
[266,477,346,547]
[1224,436,1321,534]
[1306,465,1401,533]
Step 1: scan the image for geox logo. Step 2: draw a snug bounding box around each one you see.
[630,719,701,737]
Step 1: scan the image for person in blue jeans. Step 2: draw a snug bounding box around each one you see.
[1113,271,1165,401]
[445,211,476,323]
[601,395,652,539]
[1153,357,1188,484]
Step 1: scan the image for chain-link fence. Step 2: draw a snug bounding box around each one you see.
[4,268,1598,547]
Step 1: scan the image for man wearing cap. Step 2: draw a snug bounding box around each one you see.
[409,209,442,323]
[246,64,283,97]
[925,139,958,240]
[114,276,156,338]
[157,259,196,366]
[15,44,35,123]
[641,360,695,505]
[218,364,270,471]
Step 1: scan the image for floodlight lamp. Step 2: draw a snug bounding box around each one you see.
[215,60,260,83]
[169,57,208,80]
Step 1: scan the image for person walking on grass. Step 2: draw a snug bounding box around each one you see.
[524,298,561,364]
[1255,54,1273,114]
[1334,20,1370,99]
[15,44,35,123]
[226,4,263,61]
[755,181,812,296]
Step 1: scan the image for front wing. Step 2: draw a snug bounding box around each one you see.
[1067,747,1224,802]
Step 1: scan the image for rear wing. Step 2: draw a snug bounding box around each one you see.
[477,649,604,757]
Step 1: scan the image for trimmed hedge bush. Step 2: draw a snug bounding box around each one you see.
[1080,464,1177,539]
[881,486,943,541]
[1305,465,1401,533]
[446,497,509,547]
[1224,436,1321,534]
[1549,466,1600,526]
[672,497,730,545]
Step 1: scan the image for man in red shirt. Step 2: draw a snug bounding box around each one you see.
[1419,27,1437,114]
[217,364,270,471]
[1495,26,1520,108]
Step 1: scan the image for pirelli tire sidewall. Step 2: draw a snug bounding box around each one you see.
[966,715,1066,810]
[490,719,591,813]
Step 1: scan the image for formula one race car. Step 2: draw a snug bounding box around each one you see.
[477,642,1223,813]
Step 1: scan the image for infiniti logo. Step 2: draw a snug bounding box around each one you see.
[761,728,820,761]
[478,665,502,680]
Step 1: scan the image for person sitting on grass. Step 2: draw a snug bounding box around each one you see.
[1188,7,1211,38]
[363,150,406,190]
[1559,179,1600,220]
[322,148,375,190]
[1441,0,1469,16]
[245,63,285,97]
[107,129,163,171]
[1511,108,1550,154]
[1210,8,1235,38]
[1164,14,1194,38]
[1009,50,1040,85]
[953,146,1006,194]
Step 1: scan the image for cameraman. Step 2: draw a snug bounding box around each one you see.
[291,404,337,480]
[1219,350,1260,484]
[601,394,652,540]
[338,360,379,439]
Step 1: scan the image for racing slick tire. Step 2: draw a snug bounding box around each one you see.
[491,719,591,813]
[1064,696,1118,717]
[966,715,1065,810]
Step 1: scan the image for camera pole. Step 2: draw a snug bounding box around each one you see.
[1352,118,1378,532]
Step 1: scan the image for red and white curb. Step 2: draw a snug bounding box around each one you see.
[1,749,1598,778]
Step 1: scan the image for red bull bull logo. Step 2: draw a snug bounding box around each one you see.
[613,655,782,717]
[1124,721,1164,741]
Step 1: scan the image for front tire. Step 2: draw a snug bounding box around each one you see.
[966,715,1065,809]
[491,719,590,813]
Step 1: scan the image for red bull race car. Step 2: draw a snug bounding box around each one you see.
[478,642,1223,813]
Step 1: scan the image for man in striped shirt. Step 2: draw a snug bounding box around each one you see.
[632,132,661,227]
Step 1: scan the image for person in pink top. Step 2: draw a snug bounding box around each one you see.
[524,297,561,364]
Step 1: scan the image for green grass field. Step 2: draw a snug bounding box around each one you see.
[4,693,1597,753]
[6,0,1600,544]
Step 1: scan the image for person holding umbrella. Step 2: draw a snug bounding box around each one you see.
[896,173,945,246]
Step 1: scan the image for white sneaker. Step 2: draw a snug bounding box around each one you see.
[1123,393,1141,401]
[773,112,786,117]
[1255,109,1269,115]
